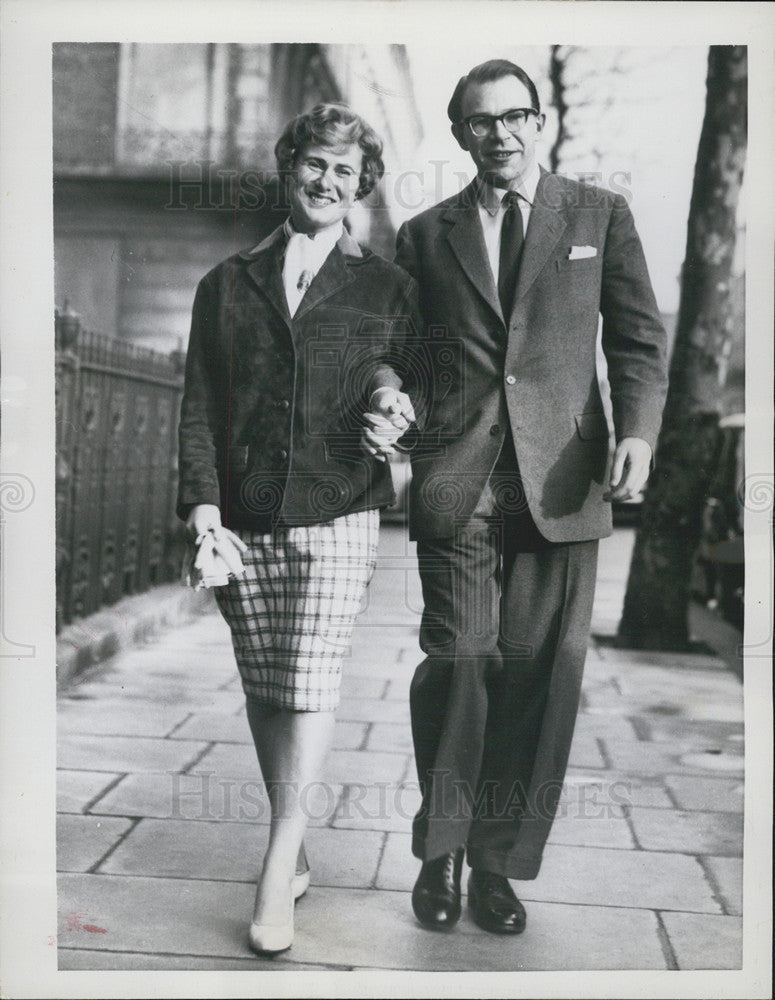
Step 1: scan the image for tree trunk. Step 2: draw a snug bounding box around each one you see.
[547,45,568,174]
[618,46,746,650]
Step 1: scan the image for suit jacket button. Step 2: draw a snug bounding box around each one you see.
[276,399,290,409]
[505,374,516,385]
[277,448,288,461]
[490,424,500,436]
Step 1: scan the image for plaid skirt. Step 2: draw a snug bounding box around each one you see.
[215,510,380,711]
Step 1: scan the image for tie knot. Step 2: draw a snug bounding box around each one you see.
[503,191,521,210]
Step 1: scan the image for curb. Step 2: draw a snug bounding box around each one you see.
[56,584,216,689]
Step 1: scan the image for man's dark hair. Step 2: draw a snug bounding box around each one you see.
[447,60,541,123]
[274,102,385,200]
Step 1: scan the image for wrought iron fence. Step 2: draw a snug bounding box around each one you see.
[55,304,187,629]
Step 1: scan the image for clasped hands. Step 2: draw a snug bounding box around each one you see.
[360,387,416,462]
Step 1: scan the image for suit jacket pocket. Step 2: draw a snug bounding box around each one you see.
[575,412,610,441]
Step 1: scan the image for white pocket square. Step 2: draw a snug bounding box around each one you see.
[569,245,597,260]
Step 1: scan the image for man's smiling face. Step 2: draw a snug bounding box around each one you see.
[453,75,545,189]
[288,143,363,234]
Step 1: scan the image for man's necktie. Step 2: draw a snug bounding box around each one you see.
[497,191,524,323]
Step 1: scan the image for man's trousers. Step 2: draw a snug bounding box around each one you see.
[410,513,599,880]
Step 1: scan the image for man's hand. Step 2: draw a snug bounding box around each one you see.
[368,387,416,431]
[604,437,653,502]
[360,412,403,462]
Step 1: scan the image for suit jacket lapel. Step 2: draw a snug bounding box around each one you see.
[443,182,503,322]
[513,170,567,303]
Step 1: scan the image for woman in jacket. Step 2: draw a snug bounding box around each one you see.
[177,103,417,955]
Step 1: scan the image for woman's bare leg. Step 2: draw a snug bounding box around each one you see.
[246,699,335,926]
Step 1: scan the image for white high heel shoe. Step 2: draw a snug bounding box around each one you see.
[249,846,310,955]
[248,884,295,955]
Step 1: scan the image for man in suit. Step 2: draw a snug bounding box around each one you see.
[392,59,668,935]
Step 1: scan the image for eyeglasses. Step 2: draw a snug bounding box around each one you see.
[460,108,539,138]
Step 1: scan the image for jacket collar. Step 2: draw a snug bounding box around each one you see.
[241,224,364,259]
[238,223,364,325]
[442,169,567,324]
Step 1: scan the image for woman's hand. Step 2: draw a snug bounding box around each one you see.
[186,503,223,539]
[186,503,247,574]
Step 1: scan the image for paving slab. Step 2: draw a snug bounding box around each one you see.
[332,782,420,834]
[336,697,412,724]
[664,774,745,813]
[595,646,731,672]
[169,714,369,751]
[57,814,134,872]
[64,684,245,713]
[614,667,743,703]
[660,911,743,969]
[57,769,123,814]
[566,730,607,769]
[190,742,410,787]
[629,807,744,856]
[57,872,268,959]
[572,712,639,743]
[382,675,414,700]
[350,628,419,659]
[338,674,390,699]
[520,844,721,914]
[365,722,414,753]
[547,811,635,850]
[58,734,209,774]
[563,770,673,810]
[89,772,343,826]
[98,817,268,881]
[98,817,385,890]
[73,674,243,704]
[166,711,254,744]
[57,700,191,738]
[331,720,370,751]
[96,654,236,689]
[583,686,744,723]
[631,716,744,746]
[701,856,743,915]
[601,740,743,777]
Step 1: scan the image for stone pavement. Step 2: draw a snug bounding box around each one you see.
[56,526,744,972]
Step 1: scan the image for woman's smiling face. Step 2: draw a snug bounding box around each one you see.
[288,143,363,234]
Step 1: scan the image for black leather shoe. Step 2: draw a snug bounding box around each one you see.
[411,848,464,930]
[467,870,526,934]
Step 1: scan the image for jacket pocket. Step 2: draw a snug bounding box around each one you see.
[575,412,609,441]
